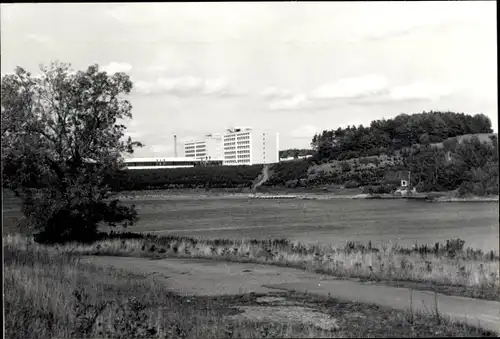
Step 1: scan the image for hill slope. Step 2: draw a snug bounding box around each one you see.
[264,133,498,196]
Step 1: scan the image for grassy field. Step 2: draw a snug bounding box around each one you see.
[6,231,499,302]
[4,234,497,338]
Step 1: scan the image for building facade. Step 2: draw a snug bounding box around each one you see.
[184,133,223,161]
[184,127,279,166]
[222,127,279,165]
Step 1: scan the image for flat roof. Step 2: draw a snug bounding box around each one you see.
[124,157,202,163]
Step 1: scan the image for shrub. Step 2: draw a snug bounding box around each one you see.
[344,180,360,189]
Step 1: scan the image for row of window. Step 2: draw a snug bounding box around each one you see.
[127,161,198,167]
[225,133,250,139]
[224,150,250,155]
[225,145,251,149]
[224,160,250,164]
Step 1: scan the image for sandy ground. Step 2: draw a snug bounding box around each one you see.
[82,256,500,333]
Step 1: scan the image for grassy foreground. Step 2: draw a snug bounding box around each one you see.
[4,236,335,339]
[14,231,498,301]
[4,235,498,338]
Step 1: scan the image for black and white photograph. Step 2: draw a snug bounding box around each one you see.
[1,1,499,338]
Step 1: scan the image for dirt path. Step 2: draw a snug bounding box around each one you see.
[82,256,500,333]
[81,256,322,295]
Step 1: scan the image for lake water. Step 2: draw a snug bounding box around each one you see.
[3,190,498,252]
[124,197,499,252]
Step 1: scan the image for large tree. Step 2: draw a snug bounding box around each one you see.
[1,61,143,243]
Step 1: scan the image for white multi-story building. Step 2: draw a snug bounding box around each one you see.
[222,127,279,166]
[184,133,223,160]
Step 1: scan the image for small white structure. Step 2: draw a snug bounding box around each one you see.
[400,179,408,187]
[279,154,313,162]
[123,157,201,170]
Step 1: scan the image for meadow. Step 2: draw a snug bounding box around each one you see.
[4,234,498,338]
[4,191,499,337]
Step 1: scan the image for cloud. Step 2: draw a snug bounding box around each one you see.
[124,131,143,139]
[290,125,318,138]
[260,86,294,100]
[388,82,452,101]
[268,94,310,111]
[134,76,244,97]
[144,65,170,73]
[105,3,276,43]
[310,74,388,100]
[101,62,132,74]
[265,76,452,111]
[349,2,482,43]
[25,33,53,44]
[349,82,453,105]
[266,74,389,110]
[179,135,197,143]
[149,144,173,154]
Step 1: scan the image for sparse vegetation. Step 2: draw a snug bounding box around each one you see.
[4,235,497,338]
[7,233,498,301]
[4,236,338,339]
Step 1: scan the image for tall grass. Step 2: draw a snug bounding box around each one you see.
[3,237,339,339]
[4,236,496,338]
[6,233,498,301]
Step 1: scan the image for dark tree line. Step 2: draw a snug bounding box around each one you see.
[109,165,264,191]
[403,135,498,195]
[311,111,493,162]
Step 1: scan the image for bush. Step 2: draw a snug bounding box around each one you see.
[265,160,311,186]
[340,161,351,172]
[344,180,360,189]
[362,184,396,194]
[109,165,263,191]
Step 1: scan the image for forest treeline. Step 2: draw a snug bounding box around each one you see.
[311,111,493,161]
[109,112,497,196]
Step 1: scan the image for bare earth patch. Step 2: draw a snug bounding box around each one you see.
[230,306,339,331]
[82,256,500,333]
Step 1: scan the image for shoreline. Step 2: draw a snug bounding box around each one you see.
[116,190,498,202]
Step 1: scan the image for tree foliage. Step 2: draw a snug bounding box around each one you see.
[1,62,143,243]
[404,136,498,195]
[110,165,263,191]
[311,111,493,162]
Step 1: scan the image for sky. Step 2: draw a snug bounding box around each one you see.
[1,2,497,158]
